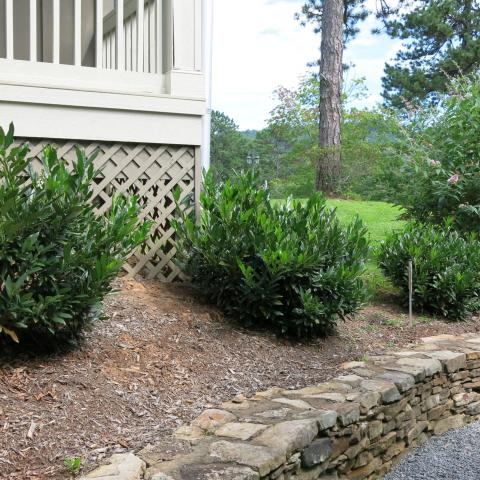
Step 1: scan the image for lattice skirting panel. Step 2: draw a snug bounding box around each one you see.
[16,138,200,282]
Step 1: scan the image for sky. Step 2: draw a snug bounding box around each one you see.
[211,0,403,131]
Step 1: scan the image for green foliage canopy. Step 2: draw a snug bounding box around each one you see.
[381,0,480,108]
[399,75,480,232]
[210,110,251,181]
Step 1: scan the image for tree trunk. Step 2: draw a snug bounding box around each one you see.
[316,0,344,195]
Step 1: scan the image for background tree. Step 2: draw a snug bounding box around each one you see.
[316,0,345,194]
[210,110,251,181]
[298,0,369,194]
[296,0,369,42]
[379,0,480,108]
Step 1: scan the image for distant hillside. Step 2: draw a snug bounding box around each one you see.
[241,129,258,139]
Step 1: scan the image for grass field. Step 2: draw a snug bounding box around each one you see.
[325,199,405,298]
[325,199,405,244]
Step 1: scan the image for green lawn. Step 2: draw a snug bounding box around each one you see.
[314,199,404,298]
[325,199,405,245]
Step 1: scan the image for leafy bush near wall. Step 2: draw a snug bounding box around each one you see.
[0,124,151,347]
[378,222,480,320]
[400,75,480,232]
[173,171,369,338]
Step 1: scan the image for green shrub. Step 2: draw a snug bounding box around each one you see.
[400,75,480,232]
[378,222,480,320]
[0,124,151,346]
[173,171,369,338]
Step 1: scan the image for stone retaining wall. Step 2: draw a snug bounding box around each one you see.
[82,334,480,480]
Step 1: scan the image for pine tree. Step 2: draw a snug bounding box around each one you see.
[297,0,368,194]
[380,0,480,107]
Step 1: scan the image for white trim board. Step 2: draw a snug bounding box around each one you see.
[0,101,203,146]
[0,84,206,116]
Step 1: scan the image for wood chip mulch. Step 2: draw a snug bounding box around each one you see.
[1,277,480,480]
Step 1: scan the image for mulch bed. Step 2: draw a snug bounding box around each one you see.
[1,277,480,480]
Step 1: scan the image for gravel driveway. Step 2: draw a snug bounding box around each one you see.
[385,421,480,480]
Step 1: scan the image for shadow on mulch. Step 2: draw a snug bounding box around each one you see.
[2,277,480,480]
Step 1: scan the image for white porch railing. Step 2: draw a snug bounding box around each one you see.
[0,0,165,94]
[103,0,162,73]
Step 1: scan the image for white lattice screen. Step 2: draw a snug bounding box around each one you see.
[17,138,199,282]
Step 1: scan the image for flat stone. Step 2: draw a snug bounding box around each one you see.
[347,391,381,410]
[80,453,145,480]
[192,409,236,433]
[253,419,318,457]
[209,441,285,477]
[301,438,332,468]
[285,386,332,396]
[383,364,426,383]
[466,401,480,415]
[215,422,267,441]
[348,457,382,480]
[453,392,479,407]
[368,420,383,440]
[294,409,338,431]
[332,403,360,426]
[433,415,465,435]
[425,394,441,410]
[424,350,467,373]
[360,379,401,404]
[174,425,205,442]
[314,381,353,393]
[305,392,346,403]
[341,361,366,370]
[376,371,415,393]
[314,410,338,430]
[272,397,313,410]
[253,387,284,399]
[254,408,291,420]
[336,374,363,387]
[396,357,442,377]
[394,351,423,357]
[179,463,260,480]
[351,367,378,378]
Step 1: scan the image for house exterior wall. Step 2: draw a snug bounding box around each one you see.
[0,0,210,281]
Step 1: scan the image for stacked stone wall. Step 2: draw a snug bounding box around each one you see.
[82,334,480,480]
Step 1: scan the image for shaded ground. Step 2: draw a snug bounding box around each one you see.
[1,278,480,480]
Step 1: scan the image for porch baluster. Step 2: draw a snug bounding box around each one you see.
[5,0,13,60]
[96,0,104,68]
[115,0,125,71]
[52,0,60,64]
[137,0,145,72]
[74,0,82,66]
[29,0,37,61]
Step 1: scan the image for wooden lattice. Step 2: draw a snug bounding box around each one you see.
[16,138,199,282]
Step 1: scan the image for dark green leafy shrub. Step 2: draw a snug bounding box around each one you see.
[378,222,480,320]
[173,171,369,338]
[0,124,151,346]
[400,75,480,232]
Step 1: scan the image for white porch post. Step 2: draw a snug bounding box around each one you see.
[164,0,205,98]
[201,0,213,171]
